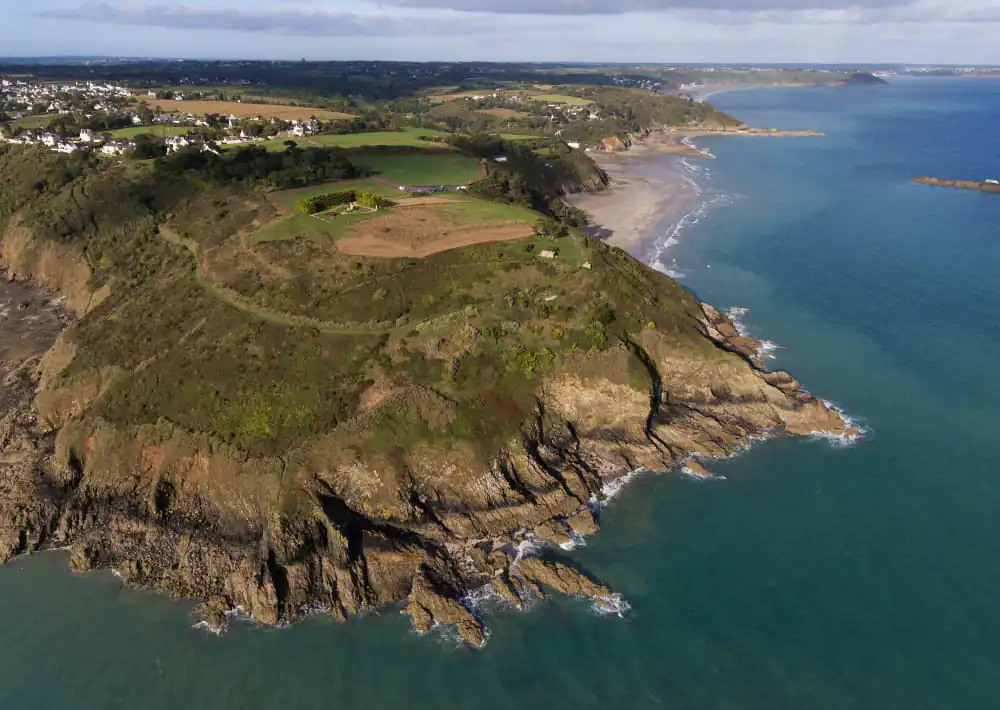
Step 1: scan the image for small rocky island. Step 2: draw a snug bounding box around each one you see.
[912,176,1000,193]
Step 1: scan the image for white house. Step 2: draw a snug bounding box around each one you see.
[566,141,581,149]
[40,133,59,147]
[79,129,98,143]
[165,136,190,153]
[132,115,144,125]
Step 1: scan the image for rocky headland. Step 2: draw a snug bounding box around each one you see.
[912,176,1000,194]
[0,144,857,647]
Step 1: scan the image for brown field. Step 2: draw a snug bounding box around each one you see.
[334,206,533,258]
[475,108,529,118]
[144,100,355,121]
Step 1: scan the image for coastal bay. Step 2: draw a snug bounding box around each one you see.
[2,78,1000,709]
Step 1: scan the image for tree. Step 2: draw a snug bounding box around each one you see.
[533,217,567,239]
[356,191,388,209]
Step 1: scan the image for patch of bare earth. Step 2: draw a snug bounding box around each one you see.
[333,208,533,258]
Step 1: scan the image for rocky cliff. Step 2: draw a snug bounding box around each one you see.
[0,147,857,647]
[0,275,854,647]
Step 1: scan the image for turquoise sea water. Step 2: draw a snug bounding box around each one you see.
[3,78,1000,709]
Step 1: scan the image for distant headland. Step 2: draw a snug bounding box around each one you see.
[912,176,1000,194]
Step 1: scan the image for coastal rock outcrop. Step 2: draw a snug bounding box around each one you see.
[912,176,1000,194]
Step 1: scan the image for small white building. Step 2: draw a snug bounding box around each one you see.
[539,250,556,259]
[79,129,98,143]
[55,142,78,153]
[165,136,190,153]
[566,141,581,149]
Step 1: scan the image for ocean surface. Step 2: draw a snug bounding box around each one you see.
[3,78,1000,709]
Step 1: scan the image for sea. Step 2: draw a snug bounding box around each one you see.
[2,77,1000,709]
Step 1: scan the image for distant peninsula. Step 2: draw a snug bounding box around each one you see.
[912,176,1000,194]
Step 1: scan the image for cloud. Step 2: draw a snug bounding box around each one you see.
[36,1,563,36]
[672,3,1000,24]
[376,0,1000,24]
[378,0,915,15]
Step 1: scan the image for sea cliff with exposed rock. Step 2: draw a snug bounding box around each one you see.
[0,145,856,647]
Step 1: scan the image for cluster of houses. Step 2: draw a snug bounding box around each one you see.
[0,129,137,155]
[1,79,132,119]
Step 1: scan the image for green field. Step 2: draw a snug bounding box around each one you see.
[264,128,453,152]
[250,208,385,245]
[6,115,53,130]
[107,125,192,139]
[272,179,400,210]
[426,197,538,223]
[531,94,593,106]
[351,151,480,186]
[498,133,543,142]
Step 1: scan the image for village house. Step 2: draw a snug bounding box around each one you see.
[165,136,191,153]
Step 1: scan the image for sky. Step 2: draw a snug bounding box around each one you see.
[2,0,998,64]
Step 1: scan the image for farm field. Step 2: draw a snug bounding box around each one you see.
[145,99,355,121]
[530,94,594,106]
[350,151,481,187]
[107,125,191,138]
[475,108,529,118]
[272,179,400,210]
[329,196,537,258]
[6,115,52,129]
[497,133,543,141]
[264,128,453,151]
[250,190,537,258]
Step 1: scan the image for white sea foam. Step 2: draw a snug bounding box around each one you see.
[680,464,727,482]
[811,400,870,448]
[593,467,650,507]
[724,307,785,361]
[592,593,632,618]
[559,530,588,551]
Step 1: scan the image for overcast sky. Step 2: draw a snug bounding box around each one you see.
[3,0,998,64]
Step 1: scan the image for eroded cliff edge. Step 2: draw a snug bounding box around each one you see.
[0,147,855,646]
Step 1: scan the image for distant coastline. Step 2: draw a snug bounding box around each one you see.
[912,176,1000,194]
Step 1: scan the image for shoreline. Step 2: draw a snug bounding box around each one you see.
[568,125,824,265]
[566,142,702,262]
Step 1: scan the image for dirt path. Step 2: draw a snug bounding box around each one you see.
[158,225,396,335]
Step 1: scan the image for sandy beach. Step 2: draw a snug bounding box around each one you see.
[567,134,708,262]
[568,126,824,262]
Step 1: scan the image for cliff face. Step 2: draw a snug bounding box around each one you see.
[1,275,853,646]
